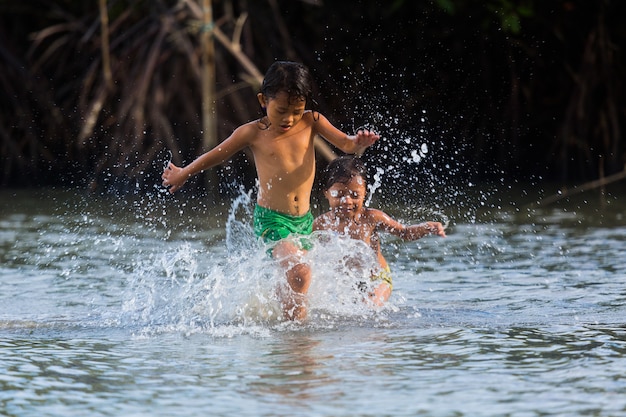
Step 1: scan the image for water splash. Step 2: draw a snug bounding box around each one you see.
[307,231,398,319]
[322,62,496,227]
[119,189,397,336]
[406,206,450,230]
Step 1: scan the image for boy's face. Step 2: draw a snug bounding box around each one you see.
[257,91,306,133]
[324,175,367,220]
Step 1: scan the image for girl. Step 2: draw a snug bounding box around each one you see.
[313,156,446,305]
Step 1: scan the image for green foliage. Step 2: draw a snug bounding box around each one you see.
[434,0,455,14]
[488,0,534,34]
[434,0,534,33]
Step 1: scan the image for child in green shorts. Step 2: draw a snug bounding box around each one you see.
[163,61,379,320]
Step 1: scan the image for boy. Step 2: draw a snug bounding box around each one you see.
[162,61,379,320]
[313,156,446,305]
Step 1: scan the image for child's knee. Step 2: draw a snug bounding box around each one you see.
[290,262,310,278]
[287,262,311,293]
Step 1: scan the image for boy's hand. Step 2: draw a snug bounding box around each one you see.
[350,129,380,156]
[353,129,380,149]
[161,162,187,193]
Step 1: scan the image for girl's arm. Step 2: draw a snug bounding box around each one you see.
[162,124,252,193]
[312,112,379,154]
[371,209,446,240]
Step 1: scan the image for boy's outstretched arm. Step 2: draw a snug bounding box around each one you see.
[313,113,380,154]
[162,162,188,193]
[162,125,251,193]
[350,129,380,156]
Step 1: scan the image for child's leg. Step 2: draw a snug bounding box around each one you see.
[369,281,391,306]
[272,240,311,320]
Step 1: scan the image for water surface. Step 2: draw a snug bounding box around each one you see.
[1,187,625,416]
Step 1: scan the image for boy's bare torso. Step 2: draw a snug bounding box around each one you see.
[248,113,317,216]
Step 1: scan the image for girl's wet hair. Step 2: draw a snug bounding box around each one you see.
[261,61,314,103]
[323,156,368,191]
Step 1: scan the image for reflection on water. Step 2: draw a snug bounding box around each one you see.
[1,187,626,416]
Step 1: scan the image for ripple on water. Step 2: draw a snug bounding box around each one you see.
[2,189,626,416]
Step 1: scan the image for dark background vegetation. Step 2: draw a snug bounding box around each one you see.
[1,0,624,199]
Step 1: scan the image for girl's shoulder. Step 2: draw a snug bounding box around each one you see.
[313,212,347,234]
[364,208,396,227]
[312,211,333,228]
[364,207,387,219]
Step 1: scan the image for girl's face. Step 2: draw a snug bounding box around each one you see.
[324,175,367,220]
[257,91,306,133]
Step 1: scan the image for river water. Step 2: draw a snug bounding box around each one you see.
[1,186,625,416]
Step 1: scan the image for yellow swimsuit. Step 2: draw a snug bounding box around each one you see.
[371,266,393,290]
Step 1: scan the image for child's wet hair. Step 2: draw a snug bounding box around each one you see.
[323,156,368,191]
[261,61,314,103]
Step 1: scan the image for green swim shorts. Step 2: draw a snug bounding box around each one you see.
[253,204,314,250]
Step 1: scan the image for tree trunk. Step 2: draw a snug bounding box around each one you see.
[201,0,218,194]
